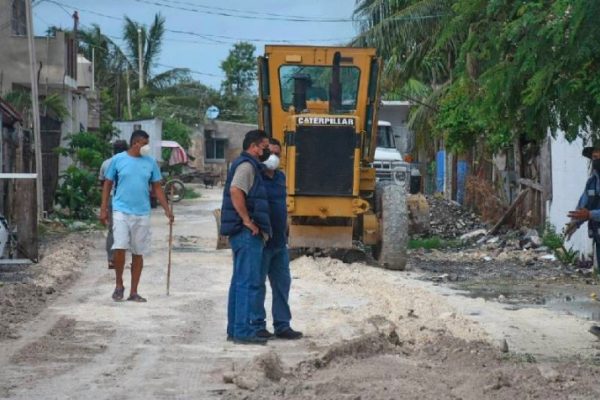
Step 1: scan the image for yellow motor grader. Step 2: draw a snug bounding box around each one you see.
[257,45,409,269]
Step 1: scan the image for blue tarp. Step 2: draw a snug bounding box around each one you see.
[436,150,445,193]
[456,160,469,204]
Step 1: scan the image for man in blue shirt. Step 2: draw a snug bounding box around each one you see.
[99,130,174,302]
[256,138,302,340]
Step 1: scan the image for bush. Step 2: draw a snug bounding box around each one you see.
[54,131,109,219]
[54,166,100,219]
[542,222,580,265]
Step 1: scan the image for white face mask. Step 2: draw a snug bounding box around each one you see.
[263,154,280,170]
[140,144,151,156]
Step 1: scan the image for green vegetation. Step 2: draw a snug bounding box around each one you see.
[541,222,580,266]
[54,132,110,219]
[409,236,463,250]
[184,188,201,200]
[354,0,600,152]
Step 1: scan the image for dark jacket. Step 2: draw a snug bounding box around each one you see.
[580,173,600,239]
[220,152,272,237]
[263,170,287,249]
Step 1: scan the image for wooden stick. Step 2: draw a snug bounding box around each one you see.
[489,188,530,235]
[166,183,174,295]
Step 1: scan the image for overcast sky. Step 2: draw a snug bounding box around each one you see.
[32,0,359,88]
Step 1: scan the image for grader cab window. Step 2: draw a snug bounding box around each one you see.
[279,65,360,113]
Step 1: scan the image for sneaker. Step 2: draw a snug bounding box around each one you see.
[232,336,268,345]
[590,325,600,339]
[112,287,124,301]
[256,329,274,339]
[275,328,303,340]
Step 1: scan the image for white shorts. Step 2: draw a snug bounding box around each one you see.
[111,211,151,255]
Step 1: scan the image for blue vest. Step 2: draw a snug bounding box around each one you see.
[220,152,272,237]
[264,170,287,249]
[585,174,600,238]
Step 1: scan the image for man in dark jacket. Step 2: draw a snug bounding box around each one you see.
[566,142,600,339]
[99,140,129,270]
[256,138,303,340]
[220,130,272,345]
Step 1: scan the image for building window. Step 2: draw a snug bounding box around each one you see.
[205,131,226,161]
[11,0,27,36]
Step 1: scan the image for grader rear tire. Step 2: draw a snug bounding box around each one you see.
[373,183,408,270]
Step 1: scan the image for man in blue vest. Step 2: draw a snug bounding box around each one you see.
[220,129,272,345]
[256,138,303,340]
[566,142,600,339]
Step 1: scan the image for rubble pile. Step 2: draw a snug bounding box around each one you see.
[426,196,487,239]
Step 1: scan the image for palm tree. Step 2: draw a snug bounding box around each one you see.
[353,0,457,153]
[122,13,166,86]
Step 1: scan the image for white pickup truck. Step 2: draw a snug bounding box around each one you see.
[373,121,429,234]
[373,120,411,187]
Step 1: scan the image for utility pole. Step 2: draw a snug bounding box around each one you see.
[91,47,95,92]
[126,66,132,120]
[25,0,44,220]
[137,28,144,89]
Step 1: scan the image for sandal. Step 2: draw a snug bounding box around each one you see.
[112,287,125,301]
[108,261,115,270]
[127,293,147,303]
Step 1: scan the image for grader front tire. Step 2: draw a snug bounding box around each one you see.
[374,183,408,270]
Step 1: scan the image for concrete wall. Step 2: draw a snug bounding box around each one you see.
[0,1,74,94]
[112,119,163,161]
[546,133,593,257]
[194,120,257,182]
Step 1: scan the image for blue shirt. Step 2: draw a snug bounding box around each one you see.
[105,152,162,216]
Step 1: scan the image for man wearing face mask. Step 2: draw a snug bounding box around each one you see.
[256,138,303,340]
[220,129,272,345]
[566,142,600,339]
[100,130,174,303]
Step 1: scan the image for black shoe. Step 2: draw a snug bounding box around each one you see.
[590,325,600,339]
[275,328,303,340]
[226,335,233,342]
[256,329,274,339]
[232,336,268,345]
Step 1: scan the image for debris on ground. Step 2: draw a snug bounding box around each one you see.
[426,196,487,239]
[224,330,600,400]
[0,234,91,340]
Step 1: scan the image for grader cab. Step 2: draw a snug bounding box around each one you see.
[258,45,408,269]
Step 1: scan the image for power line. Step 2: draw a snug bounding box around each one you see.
[155,0,351,20]
[134,0,356,23]
[134,0,448,23]
[45,0,353,44]
[155,63,223,78]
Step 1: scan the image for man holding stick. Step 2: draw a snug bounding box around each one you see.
[99,130,174,302]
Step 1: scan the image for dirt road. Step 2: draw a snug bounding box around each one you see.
[1,186,600,399]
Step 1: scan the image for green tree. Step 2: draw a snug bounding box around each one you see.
[354,0,600,152]
[122,13,165,84]
[220,42,257,95]
[218,42,258,123]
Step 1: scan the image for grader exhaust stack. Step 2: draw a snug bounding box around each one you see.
[258,45,408,269]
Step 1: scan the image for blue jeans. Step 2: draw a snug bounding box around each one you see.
[258,246,292,334]
[227,229,265,339]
